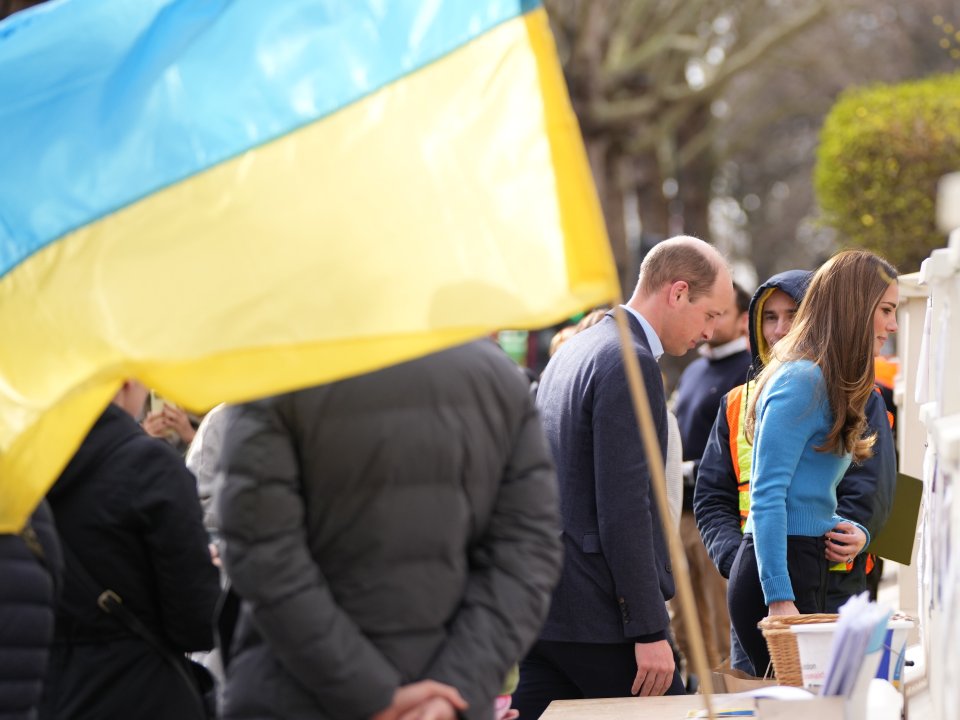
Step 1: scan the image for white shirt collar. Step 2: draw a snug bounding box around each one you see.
[698,335,749,360]
[621,305,664,360]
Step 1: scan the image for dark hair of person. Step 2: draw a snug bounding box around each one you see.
[734,283,751,315]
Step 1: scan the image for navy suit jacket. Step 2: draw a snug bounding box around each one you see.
[536,311,674,644]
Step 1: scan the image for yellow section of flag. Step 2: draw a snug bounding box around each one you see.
[0,8,616,531]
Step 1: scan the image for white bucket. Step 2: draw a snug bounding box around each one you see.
[791,622,839,690]
[789,616,915,692]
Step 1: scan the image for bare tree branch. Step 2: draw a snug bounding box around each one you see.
[661,0,830,102]
[606,0,709,84]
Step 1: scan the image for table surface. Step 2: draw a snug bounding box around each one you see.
[539,694,737,719]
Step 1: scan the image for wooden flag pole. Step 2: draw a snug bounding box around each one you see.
[613,304,717,720]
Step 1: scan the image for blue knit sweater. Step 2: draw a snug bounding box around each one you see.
[743,360,870,604]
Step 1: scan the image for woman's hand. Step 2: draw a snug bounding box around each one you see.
[142,405,196,444]
[141,411,169,438]
[161,404,196,444]
[767,600,799,616]
[824,522,867,564]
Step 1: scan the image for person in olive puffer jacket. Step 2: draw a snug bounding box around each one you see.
[218,340,563,720]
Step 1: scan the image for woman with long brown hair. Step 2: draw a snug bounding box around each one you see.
[727,249,899,675]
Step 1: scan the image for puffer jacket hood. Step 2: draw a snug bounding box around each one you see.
[747,269,813,374]
[47,404,138,502]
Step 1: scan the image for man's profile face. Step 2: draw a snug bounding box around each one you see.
[760,289,798,347]
[663,271,734,356]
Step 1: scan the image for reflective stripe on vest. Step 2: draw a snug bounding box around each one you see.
[725,383,752,530]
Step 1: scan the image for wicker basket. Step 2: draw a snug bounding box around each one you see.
[758,613,839,686]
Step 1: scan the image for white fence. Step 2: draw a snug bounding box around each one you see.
[896,174,960,719]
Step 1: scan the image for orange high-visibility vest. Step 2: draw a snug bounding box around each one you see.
[875,356,897,390]
[724,382,752,530]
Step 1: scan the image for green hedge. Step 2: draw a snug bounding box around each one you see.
[814,72,960,272]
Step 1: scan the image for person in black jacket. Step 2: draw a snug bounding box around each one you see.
[217,340,562,720]
[693,270,897,674]
[670,282,751,676]
[39,380,220,720]
[0,501,62,720]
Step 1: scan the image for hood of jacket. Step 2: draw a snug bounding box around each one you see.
[747,269,813,374]
[47,403,141,501]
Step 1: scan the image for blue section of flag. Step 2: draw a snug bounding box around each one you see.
[0,0,539,277]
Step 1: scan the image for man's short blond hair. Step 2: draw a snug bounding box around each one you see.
[637,236,723,302]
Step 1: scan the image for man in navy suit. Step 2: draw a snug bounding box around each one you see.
[513,236,734,717]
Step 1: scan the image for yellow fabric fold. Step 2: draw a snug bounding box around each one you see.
[0,7,616,531]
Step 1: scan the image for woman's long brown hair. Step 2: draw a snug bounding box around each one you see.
[745,250,897,463]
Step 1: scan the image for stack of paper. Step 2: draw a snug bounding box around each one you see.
[686,686,817,718]
[820,593,892,697]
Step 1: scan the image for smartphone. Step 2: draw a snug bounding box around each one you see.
[150,390,171,415]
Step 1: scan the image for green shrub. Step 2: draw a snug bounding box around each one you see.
[814,72,960,272]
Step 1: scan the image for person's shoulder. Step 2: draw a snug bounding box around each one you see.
[773,358,822,386]
[725,381,748,401]
[120,431,192,481]
[866,386,885,411]
[680,355,709,379]
[548,318,619,366]
[465,340,535,382]
[764,361,826,412]
[865,386,892,426]
[726,348,753,371]
[441,340,542,406]
[593,319,658,378]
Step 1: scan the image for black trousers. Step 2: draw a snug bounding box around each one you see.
[727,534,828,677]
[512,640,685,719]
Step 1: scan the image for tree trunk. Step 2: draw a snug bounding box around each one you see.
[585,137,632,298]
[676,104,713,241]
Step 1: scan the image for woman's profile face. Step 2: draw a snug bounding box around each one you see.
[873,282,899,356]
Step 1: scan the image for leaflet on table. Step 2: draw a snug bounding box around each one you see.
[820,593,891,697]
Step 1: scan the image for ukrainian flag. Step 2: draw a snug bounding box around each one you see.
[0,0,617,531]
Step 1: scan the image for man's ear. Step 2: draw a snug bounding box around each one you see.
[667,280,688,306]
